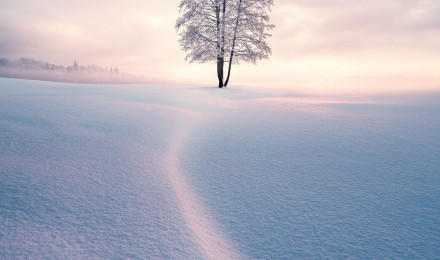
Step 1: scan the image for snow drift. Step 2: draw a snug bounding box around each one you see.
[0,77,439,259]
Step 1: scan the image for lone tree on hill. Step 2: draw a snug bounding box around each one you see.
[176,0,274,88]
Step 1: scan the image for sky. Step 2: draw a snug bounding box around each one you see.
[0,0,439,94]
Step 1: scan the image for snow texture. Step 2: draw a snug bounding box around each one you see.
[1,77,439,259]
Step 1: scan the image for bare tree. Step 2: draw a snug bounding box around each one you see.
[176,0,274,88]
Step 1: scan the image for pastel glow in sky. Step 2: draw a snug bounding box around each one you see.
[0,0,439,93]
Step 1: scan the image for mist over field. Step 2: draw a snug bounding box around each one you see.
[0,58,164,84]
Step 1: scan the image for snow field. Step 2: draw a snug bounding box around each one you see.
[1,77,439,258]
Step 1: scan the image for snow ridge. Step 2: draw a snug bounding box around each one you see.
[164,115,242,260]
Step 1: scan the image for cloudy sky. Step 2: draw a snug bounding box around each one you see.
[0,0,439,93]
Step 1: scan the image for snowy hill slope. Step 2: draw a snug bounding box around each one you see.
[1,77,439,259]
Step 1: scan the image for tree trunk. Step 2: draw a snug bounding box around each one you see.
[224,0,242,87]
[215,1,223,88]
[218,0,226,88]
[217,57,224,88]
[224,51,233,87]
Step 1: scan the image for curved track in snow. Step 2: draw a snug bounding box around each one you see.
[163,114,242,260]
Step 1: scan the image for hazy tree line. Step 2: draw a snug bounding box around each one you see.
[0,58,162,84]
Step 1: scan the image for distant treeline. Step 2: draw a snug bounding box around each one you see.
[0,58,164,84]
